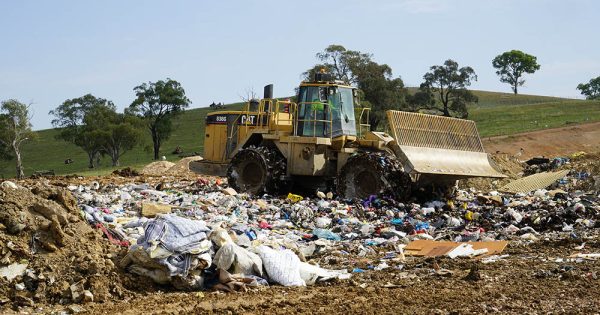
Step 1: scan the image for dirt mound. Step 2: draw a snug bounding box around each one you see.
[112,167,140,177]
[459,154,525,192]
[0,182,134,309]
[140,161,175,176]
[490,154,525,179]
[166,156,203,176]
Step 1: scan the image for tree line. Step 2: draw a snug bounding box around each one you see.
[304,45,545,128]
[305,44,600,128]
[0,79,191,178]
[49,78,191,168]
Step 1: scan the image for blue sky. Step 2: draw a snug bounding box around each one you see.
[1,0,599,129]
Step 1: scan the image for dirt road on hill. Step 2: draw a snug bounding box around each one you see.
[483,121,600,159]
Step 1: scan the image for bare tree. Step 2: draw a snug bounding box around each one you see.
[0,100,36,179]
[239,87,258,102]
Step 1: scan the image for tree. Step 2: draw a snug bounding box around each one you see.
[492,50,541,94]
[304,45,408,130]
[416,59,478,118]
[303,45,372,85]
[0,100,35,179]
[127,78,191,160]
[577,76,600,100]
[352,61,408,130]
[0,141,11,160]
[84,106,144,166]
[50,94,115,168]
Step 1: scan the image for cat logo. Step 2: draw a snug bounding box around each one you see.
[240,114,256,125]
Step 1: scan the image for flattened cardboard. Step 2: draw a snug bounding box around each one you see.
[405,240,508,257]
[141,203,172,217]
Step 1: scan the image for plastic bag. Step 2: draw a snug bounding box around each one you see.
[255,245,305,286]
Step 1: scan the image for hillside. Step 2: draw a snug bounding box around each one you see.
[1,91,599,178]
[0,101,244,178]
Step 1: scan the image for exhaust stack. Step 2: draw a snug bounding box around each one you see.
[264,84,273,99]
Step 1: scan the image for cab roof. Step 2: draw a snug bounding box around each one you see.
[299,82,355,89]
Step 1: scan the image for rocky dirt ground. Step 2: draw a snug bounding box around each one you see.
[1,150,599,314]
[8,238,600,314]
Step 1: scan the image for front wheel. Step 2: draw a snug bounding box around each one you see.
[226,146,287,195]
[336,151,412,200]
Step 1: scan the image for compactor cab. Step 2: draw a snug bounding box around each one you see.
[295,73,357,139]
[192,73,505,199]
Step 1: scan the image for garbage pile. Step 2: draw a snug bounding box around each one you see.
[74,180,351,292]
[53,152,599,291]
[1,152,599,309]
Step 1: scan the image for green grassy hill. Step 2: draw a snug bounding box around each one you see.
[470,100,600,137]
[1,91,599,178]
[0,101,244,178]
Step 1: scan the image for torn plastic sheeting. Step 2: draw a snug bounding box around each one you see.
[404,240,508,258]
[447,244,488,258]
[499,170,570,193]
[298,262,351,285]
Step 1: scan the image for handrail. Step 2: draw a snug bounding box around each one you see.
[358,107,371,138]
[224,99,334,161]
[258,99,274,129]
[273,100,297,128]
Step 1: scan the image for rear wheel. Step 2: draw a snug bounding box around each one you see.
[227,146,287,195]
[337,151,412,200]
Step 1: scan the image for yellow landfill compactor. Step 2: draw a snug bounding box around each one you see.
[192,73,505,199]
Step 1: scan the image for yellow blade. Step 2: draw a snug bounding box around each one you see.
[386,110,505,178]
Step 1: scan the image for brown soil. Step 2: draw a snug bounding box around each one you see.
[0,183,143,310]
[483,121,600,159]
[166,156,204,176]
[140,161,176,176]
[8,238,599,314]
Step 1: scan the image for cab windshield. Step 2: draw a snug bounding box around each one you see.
[296,85,356,137]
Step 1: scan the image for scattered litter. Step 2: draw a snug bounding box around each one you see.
[1,150,599,310]
[481,254,510,263]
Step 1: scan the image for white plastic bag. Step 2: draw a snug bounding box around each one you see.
[256,245,305,286]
